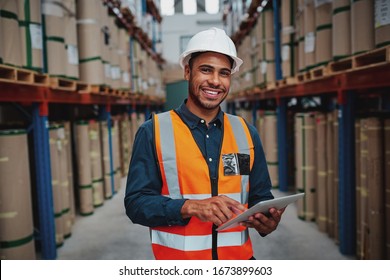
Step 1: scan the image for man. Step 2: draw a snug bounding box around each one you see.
[124,27,284,260]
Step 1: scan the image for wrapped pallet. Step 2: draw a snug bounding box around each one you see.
[364,118,385,259]
[17,0,43,72]
[375,0,390,47]
[351,0,375,55]
[384,119,390,259]
[355,119,363,259]
[63,121,76,224]
[281,0,296,78]
[315,112,327,232]
[315,0,332,66]
[295,112,317,221]
[76,0,104,84]
[99,120,113,199]
[0,0,23,66]
[42,0,66,76]
[74,121,94,216]
[332,0,351,59]
[0,129,36,259]
[118,28,131,90]
[264,111,279,189]
[304,0,316,70]
[88,120,104,208]
[296,0,306,72]
[49,124,65,247]
[63,0,79,79]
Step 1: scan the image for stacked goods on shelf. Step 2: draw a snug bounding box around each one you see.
[237,34,253,92]
[356,117,386,260]
[255,110,279,188]
[280,0,296,78]
[130,110,138,148]
[76,0,104,85]
[332,0,351,60]
[63,121,76,224]
[107,13,121,90]
[99,120,113,199]
[118,28,132,90]
[63,0,79,80]
[88,120,105,208]
[0,129,36,259]
[351,0,374,55]
[17,0,43,72]
[111,118,122,192]
[296,0,305,72]
[144,53,164,99]
[293,110,339,234]
[42,0,67,77]
[74,120,94,216]
[303,0,315,70]
[329,110,339,240]
[261,7,276,85]
[375,0,390,48]
[263,111,279,188]
[314,0,332,67]
[251,21,262,89]
[0,0,23,66]
[131,40,142,93]
[315,112,328,232]
[294,112,316,222]
[118,113,132,176]
[49,124,72,247]
[385,119,390,259]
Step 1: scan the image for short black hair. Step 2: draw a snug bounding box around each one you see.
[188,52,234,69]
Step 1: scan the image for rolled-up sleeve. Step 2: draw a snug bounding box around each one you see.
[124,120,189,227]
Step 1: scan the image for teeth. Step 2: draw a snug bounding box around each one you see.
[204,90,218,95]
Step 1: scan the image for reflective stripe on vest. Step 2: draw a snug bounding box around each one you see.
[152,110,254,259]
[152,230,249,251]
[226,114,250,204]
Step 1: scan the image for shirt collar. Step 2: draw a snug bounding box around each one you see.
[175,99,223,129]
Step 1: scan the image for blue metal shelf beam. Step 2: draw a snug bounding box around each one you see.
[32,102,56,260]
[338,91,356,255]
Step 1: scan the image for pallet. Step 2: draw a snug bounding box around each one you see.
[0,64,49,86]
[276,76,297,87]
[329,46,390,73]
[50,77,77,91]
[309,65,331,80]
[354,45,390,69]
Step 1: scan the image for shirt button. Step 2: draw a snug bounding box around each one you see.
[201,120,205,123]
[208,158,212,162]
[213,123,216,126]
[206,135,209,138]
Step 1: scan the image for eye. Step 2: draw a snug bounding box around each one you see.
[220,70,231,77]
[200,67,212,74]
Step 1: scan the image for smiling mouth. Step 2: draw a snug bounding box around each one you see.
[202,88,222,98]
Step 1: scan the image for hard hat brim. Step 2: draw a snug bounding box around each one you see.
[179,50,243,74]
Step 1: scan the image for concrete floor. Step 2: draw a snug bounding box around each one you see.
[56,178,356,260]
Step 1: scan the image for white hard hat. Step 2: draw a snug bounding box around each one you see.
[179,27,243,74]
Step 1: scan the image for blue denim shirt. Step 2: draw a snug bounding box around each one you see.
[124,101,274,227]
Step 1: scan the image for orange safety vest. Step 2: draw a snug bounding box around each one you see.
[152,110,255,260]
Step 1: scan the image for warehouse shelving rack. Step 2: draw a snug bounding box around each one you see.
[226,0,390,256]
[0,0,164,260]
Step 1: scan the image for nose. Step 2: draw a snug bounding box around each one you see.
[208,72,221,87]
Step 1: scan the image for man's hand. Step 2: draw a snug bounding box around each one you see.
[181,195,246,226]
[240,207,285,235]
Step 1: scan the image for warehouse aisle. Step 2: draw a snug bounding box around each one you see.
[57,178,355,260]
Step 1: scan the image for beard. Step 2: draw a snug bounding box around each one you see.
[187,79,227,111]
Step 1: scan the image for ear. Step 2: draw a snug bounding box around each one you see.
[184,65,190,81]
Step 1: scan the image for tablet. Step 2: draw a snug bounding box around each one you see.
[216,192,305,231]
